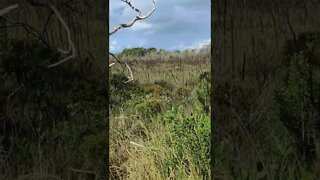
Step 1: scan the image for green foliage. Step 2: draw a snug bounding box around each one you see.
[284,32,320,66]
[110,73,145,109]
[0,39,70,138]
[275,47,318,165]
[121,47,145,56]
[196,72,210,113]
[146,47,157,53]
[158,107,210,178]
[110,47,211,179]
[134,98,162,116]
[80,132,106,166]
[0,38,106,178]
[154,80,175,92]
[275,52,311,136]
[175,87,191,98]
[120,47,159,57]
[262,32,320,176]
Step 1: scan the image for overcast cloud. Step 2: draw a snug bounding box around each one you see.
[110,0,210,53]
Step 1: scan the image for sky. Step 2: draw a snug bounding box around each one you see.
[110,0,211,53]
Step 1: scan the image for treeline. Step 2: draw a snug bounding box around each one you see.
[120,47,158,57]
[114,45,211,62]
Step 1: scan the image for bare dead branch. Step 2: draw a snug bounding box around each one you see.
[47,4,76,68]
[121,0,141,13]
[24,1,76,68]
[109,0,156,83]
[0,4,18,16]
[109,0,156,35]
[109,52,133,83]
[124,63,134,83]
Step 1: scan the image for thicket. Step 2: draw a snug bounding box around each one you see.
[0,38,107,179]
[275,32,320,168]
[212,0,320,178]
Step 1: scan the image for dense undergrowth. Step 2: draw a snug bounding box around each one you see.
[212,0,320,178]
[213,14,320,180]
[109,59,211,179]
[0,39,107,179]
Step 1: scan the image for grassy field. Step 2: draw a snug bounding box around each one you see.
[109,50,211,179]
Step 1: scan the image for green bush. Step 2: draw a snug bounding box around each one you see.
[134,98,162,116]
[80,132,106,167]
[110,73,145,109]
[196,72,210,113]
[158,107,210,178]
[275,52,316,165]
[120,47,158,57]
[276,32,320,168]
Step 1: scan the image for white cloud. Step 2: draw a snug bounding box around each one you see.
[110,0,210,52]
[110,0,125,16]
[172,38,211,51]
[130,21,153,31]
[138,39,146,47]
[110,40,121,52]
[196,39,211,49]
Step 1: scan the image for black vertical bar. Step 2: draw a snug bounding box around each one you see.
[211,0,214,179]
[106,0,110,178]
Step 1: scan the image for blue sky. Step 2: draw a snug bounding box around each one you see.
[110,0,211,53]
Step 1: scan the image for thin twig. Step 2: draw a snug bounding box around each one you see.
[6,84,23,103]
[69,168,97,175]
[121,0,141,13]
[0,4,18,16]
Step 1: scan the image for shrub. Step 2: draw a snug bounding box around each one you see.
[157,107,210,178]
[0,38,106,178]
[110,73,144,109]
[275,52,316,166]
[154,80,175,92]
[276,32,320,167]
[134,98,162,116]
[196,72,210,113]
[175,87,191,98]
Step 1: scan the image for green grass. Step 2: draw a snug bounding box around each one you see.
[109,57,211,179]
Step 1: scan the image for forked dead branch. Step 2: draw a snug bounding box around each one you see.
[0,1,76,68]
[109,0,156,83]
[47,4,76,68]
